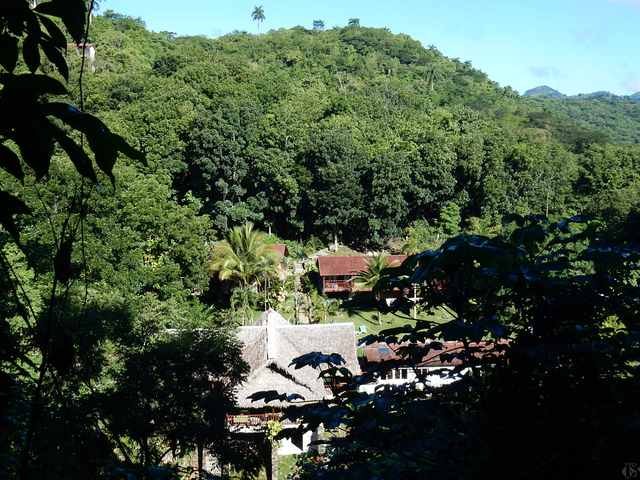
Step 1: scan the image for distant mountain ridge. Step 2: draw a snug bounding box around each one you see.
[523,85,565,99]
[523,86,640,143]
[524,85,640,102]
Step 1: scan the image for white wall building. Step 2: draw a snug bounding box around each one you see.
[359,365,465,394]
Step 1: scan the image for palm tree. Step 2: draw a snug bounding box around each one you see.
[313,19,325,31]
[209,223,277,287]
[425,64,444,92]
[348,18,360,27]
[353,254,390,297]
[210,223,278,324]
[251,5,266,33]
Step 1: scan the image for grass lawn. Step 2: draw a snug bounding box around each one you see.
[278,455,298,479]
[238,296,453,338]
[229,455,298,480]
[323,306,453,338]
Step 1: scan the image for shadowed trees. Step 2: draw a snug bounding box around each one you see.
[286,215,640,479]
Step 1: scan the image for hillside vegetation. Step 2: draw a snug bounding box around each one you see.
[73,12,640,247]
[4,6,640,479]
[524,87,640,144]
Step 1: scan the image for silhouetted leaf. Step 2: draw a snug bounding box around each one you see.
[35,1,87,44]
[41,38,69,81]
[0,191,30,241]
[13,118,55,179]
[0,73,66,96]
[0,34,19,72]
[50,125,97,181]
[43,102,146,179]
[48,329,75,374]
[503,213,525,227]
[54,238,73,283]
[0,144,23,181]
[112,134,146,163]
[247,391,305,404]
[290,352,346,369]
[23,35,41,73]
[38,15,67,48]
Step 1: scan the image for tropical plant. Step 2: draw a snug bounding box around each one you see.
[353,254,391,298]
[424,64,445,92]
[313,19,325,31]
[209,223,278,287]
[347,18,360,27]
[309,292,340,323]
[251,5,265,32]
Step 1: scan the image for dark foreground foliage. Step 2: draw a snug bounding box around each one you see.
[283,215,640,480]
[1,3,249,479]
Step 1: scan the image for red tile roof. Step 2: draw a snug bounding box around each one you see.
[268,244,288,257]
[317,255,407,277]
[364,341,507,367]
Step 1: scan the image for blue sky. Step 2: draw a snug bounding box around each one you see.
[100,0,640,95]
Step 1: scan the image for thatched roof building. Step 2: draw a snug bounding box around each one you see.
[236,310,359,409]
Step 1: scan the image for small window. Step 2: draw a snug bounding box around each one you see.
[401,369,408,379]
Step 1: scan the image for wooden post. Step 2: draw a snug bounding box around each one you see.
[266,440,278,480]
[412,284,418,319]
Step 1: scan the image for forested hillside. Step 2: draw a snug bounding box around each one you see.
[72,11,640,247]
[4,4,640,479]
[525,93,640,144]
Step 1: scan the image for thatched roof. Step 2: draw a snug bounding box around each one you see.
[236,309,359,408]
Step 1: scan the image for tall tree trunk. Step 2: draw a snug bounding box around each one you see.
[141,436,149,471]
[197,443,204,479]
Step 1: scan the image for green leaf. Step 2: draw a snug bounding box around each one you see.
[0,34,19,73]
[0,191,30,241]
[0,144,24,181]
[50,125,97,182]
[23,35,41,74]
[41,38,69,81]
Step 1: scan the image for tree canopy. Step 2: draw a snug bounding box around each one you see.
[72,13,640,249]
[3,5,640,479]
